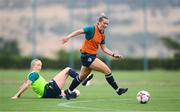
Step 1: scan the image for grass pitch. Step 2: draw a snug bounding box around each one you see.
[0,70,180,112]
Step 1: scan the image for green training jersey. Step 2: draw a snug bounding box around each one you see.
[28,71,48,98]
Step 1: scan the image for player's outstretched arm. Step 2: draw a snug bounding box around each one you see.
[100,44,123,59]
[61,29,84,44]
[11,80,32,99]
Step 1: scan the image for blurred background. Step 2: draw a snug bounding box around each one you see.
[0,0,179,70]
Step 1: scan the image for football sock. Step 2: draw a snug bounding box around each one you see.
[68,68,78,78]
[82,74,94,86]
[69,76,82,92]
[105,73,119,90]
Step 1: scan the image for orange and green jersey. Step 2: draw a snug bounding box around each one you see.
[27,71,48,98]
[80,25,105,55]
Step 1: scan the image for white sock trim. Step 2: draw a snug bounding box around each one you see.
[68,89,73,94]
[76,76,81,83]
[116,88,119,92]
[105,74,112,78]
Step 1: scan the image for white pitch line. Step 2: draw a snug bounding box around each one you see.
[57,99,132,110]
[57,98,180,111]
[58,100,100,110]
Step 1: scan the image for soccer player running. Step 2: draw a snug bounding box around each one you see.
[11,59,93,99]
[61,13,128,100]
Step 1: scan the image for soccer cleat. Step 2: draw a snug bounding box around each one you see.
[82,74,94,86]
[116,88,128,95]
[64,89,77,100]
[70,92,77,99]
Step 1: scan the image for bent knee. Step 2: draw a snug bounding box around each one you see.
[61,67,71,74]
[64,67,71,71]
[104,69,111,75]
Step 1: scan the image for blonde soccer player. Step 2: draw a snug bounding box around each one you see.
[61,13,128,100]
[12,59,93,99]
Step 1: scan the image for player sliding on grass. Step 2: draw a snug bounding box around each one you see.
[11,59,93,99]
[61,13,128,100]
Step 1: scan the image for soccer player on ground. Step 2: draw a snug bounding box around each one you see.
[11,59,93,99]
[61,13,128,100]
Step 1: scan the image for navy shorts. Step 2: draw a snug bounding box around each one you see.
[80,53,96,67]
[42,80,62,98]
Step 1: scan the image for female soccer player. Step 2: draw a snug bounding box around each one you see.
[11,59,93,99]
[61,14,128,100]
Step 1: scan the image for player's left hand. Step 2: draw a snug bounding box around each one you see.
[112,53,123,59]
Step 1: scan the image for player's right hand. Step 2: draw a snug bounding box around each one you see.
[61,37,69,44]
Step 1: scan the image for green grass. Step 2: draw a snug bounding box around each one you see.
[0,70,180,112]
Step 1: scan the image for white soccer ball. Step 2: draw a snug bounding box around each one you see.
[73,89,80,97]
[137,90,150,104]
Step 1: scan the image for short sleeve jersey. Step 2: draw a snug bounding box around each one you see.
[27,71,47,98]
